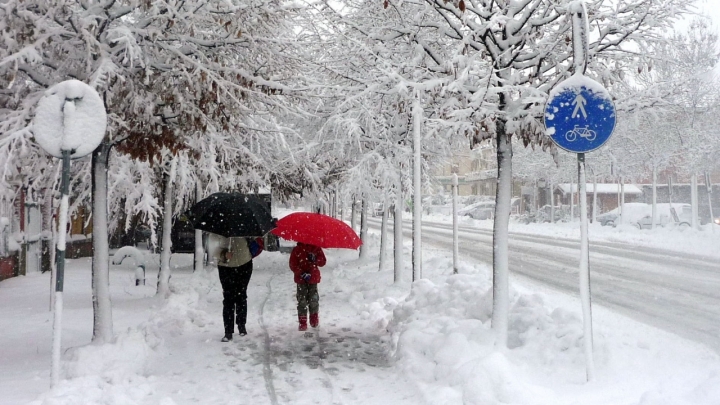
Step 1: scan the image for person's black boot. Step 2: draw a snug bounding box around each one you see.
[221,333,233,342]
[238,325,247,336]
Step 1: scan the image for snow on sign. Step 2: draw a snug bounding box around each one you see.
[544,73,616,153]
[33,80,107,159]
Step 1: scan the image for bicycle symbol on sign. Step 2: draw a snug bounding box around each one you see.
[564,125,596,142]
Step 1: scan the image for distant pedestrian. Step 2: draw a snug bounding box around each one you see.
[215,236,263,342]
[289,242,326,331]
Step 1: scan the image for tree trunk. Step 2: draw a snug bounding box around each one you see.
[394,174,403,284]
[359,197,368,259]
[550,183,555,223]
[492,116,512,348]
[45,185,57,310]
[157,158,177,297]
[706,173,714,232]
[350,196,357,231]
[651,165,658,229]
[617,177,621,215]
[91,142,113,343]
[42,187,53,274]
[194,180,204,272]
[379,195,389,272]
[570,179,575,220]
[592,175,598,223]
[620,177,625,222]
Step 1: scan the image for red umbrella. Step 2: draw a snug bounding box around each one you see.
[270,212,362,249]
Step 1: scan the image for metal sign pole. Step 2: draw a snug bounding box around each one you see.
[578,152,594,380]
[33,80,107,388]
[51,150,71,387]
[544,1,614,383]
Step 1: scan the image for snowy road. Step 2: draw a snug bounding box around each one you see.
[371,218,720,353]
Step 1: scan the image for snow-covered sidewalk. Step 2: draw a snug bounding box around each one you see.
[2,223,720,405]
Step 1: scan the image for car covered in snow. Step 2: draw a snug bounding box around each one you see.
[596,203,691,228]
[458,201,495,220]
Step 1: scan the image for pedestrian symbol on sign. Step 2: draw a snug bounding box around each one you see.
[572,93,587,119]
[544,73,616,153]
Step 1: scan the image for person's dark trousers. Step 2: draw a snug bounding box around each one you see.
[296,283,319,316]
[218,261,253,335]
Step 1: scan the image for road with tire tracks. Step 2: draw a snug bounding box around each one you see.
[369,217,720,353]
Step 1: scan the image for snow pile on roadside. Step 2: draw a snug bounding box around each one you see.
[380,275,589,404]
[28,272,215,405]
[371,271,720,405]
[64,330,158,380]
[27,329,159,405]
[144,270,216,335]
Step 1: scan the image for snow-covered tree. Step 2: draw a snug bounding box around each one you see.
[1,0,322,342]
[344,0,695,347]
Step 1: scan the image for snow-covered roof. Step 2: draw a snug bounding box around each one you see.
[556,183,642,195]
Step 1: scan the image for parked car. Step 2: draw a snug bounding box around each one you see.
[459,201,495,220]
[423,195,453,215]
[636,204,692,229]
[596,209,619,226]
[597,203,692,228]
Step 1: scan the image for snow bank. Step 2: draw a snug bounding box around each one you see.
[27,329,159,405]
[144,270,216,334]
[381,275,590,404]
[29,270,216,405]
[64,330,156,380]
[28,374,155,405]
[365,268,720,405]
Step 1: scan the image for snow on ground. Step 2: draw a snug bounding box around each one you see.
[1,212,720,405]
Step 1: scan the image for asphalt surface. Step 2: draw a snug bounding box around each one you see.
[370,218,720,353]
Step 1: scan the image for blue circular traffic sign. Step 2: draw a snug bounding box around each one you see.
[544,74,616,153]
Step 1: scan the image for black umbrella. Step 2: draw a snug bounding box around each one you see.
[187,193,275,237]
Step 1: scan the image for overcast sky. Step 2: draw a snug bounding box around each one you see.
[679,0,720,32]
[675,0,720,73]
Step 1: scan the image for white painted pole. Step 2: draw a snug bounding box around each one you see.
[452,174,459,274]
[412,93,423,281]
[691,173,699,229]
[51,151,71,388]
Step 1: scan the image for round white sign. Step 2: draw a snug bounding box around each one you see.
[33,80,107,159]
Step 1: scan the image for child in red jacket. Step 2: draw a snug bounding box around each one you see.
[289,242,326,331]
